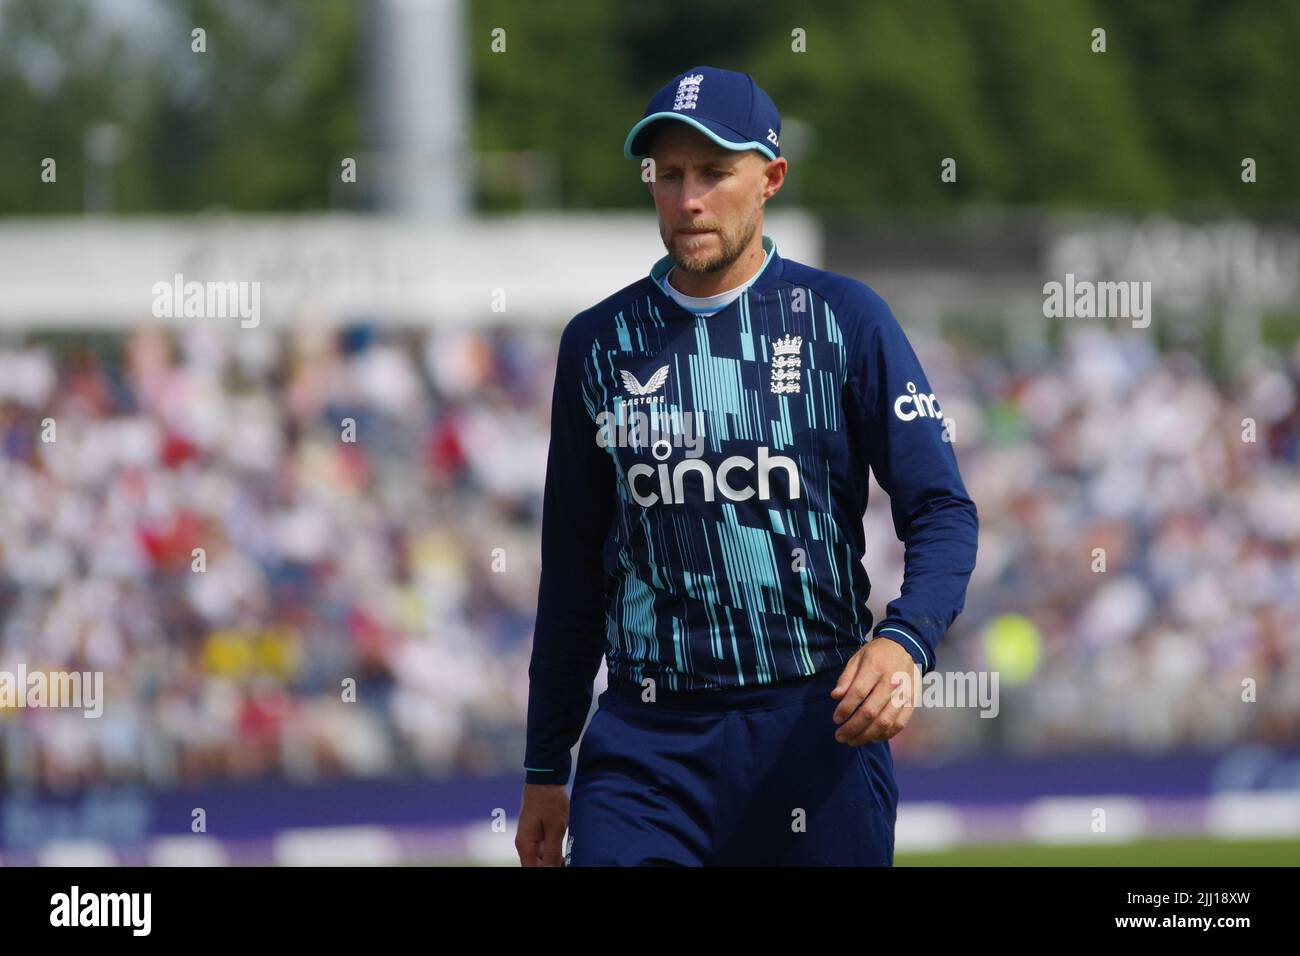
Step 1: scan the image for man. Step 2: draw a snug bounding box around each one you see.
[515,66,978,866]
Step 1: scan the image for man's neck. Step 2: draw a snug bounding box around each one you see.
[667,233,768,297]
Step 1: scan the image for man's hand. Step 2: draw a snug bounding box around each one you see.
[829,637,921,745]
[516,783,570,867]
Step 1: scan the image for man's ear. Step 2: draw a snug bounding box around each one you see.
[762,156,788,200]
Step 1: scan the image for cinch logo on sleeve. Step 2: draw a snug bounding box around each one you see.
[893,381,943,421]
[626,443,801,507]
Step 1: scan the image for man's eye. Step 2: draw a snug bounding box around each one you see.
[656,171,728,181]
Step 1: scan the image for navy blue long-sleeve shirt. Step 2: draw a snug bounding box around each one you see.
[524,235,978,785]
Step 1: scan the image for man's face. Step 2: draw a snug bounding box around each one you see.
[645,123,785,276]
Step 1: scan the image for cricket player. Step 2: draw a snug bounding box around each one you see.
[515,65,979,866]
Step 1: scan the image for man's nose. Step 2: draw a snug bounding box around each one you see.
[677,172,708,210]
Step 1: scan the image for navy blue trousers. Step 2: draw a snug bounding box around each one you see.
[567,666,898,866]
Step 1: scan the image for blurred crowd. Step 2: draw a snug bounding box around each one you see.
[0,319,1297,791]
[879,326,1300,759]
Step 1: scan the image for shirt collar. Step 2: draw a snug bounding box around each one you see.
[648,233,783,298]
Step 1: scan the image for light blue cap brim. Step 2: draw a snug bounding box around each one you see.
[623,112,777,162]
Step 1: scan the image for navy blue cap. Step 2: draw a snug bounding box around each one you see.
[623,66,781,162]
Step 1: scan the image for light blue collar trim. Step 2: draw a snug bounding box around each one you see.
[650,234,776,299]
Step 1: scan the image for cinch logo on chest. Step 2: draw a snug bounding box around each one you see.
[626,443,801,508]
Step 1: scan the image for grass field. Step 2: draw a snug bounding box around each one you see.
[896,838,1300,866]
[452,837,1300,866]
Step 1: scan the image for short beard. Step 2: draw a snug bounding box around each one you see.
[663,201,761,277]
